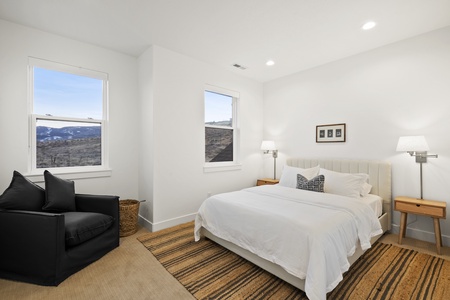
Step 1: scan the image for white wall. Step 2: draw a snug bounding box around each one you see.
[0,19,140,198]
[138,45,264,230]
[137,47,155,224]
[263,26,450,245]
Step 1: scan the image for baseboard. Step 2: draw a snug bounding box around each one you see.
[391,224,449,246]
[138,213,196,232]
[137,215,153,232]
[138,216,450,247]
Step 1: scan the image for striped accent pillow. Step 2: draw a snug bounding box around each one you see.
[296,174,325,192]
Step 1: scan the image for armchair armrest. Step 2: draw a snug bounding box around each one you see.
[75,194,119,218]
[0,210,65,285]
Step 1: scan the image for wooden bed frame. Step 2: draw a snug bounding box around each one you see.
[200,158,392,291]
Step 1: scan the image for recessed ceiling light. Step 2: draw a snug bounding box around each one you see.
[362,21,376,30]
[266,60,275,66]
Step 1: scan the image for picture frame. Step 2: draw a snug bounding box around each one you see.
[316,123,346,143]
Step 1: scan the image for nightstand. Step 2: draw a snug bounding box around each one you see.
[256,178,279,186]
[395,196,446,254]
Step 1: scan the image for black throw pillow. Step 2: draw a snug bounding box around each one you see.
[0,170,45,211]
[296,174,325,193]
[42,170,76,212]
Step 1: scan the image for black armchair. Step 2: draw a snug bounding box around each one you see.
[0,193,119,286]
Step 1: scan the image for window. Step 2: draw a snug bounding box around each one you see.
[204,85,240,171]
[29,58,108,174]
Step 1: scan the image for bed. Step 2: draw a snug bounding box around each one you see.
[194,158,391,300]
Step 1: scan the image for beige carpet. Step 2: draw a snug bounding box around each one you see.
[1,223,449,300]
[0,227,195,300]
[138,222,450,300]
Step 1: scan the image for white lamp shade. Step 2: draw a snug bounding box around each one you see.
[396,136,430,152]
[261,140,277,151]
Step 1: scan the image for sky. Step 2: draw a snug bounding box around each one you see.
[34,67,231,128]
[34,67,103,127]
[204,91,232,124]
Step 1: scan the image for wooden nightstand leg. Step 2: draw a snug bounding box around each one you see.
[433,218,442,255]
[398,212,407,244]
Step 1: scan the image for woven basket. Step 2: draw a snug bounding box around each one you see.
[119,199,141,237]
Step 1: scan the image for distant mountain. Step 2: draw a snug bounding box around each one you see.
[36,126,101,142]
[205,120,232,126]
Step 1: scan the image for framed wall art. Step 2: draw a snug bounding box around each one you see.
[316,123,346,143]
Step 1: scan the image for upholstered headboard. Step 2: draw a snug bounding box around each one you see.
[286,158,392,231]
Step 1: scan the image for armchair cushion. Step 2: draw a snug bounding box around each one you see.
[42,170,76,212]
[0,170,45,211]
[63,212,114,247]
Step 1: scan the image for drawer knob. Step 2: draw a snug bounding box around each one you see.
[416,204,421,207]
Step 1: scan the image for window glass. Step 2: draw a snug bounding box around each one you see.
[205,127,233,162]
[36,119,101,168]
[204,91,232,127]
[34,67,103,119]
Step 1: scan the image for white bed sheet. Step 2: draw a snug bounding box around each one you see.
[360,194,383,217]
[194,185,382,300]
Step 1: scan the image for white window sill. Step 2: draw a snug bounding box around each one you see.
[25,168,112,183]
[203,163,242,173]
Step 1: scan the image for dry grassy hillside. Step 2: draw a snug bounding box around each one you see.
[37,137,101,168]
[205,127,233,162]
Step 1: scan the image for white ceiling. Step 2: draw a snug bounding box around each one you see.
[1,0,450,82]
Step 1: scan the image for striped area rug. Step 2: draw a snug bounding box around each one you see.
[137,222,450,299]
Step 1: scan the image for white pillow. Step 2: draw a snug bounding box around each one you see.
[361,182,373,197]
[279,165,320,189]
[319,168,369,198]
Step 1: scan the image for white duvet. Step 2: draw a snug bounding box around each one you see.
[194,185,382,300]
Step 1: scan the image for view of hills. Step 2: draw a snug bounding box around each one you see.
[36,124,230,167]
[205,120,232,127]
[37,126,101,141]
[205,127,233,162]
[36,126,101,168]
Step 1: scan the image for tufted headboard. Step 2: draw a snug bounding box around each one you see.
[286,158,392,231]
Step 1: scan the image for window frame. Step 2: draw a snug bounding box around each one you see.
[27,57,110,179]
[203,84,241,172]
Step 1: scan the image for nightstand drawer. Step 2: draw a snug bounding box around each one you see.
[256,178,279,186]
[395,201,446,218]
